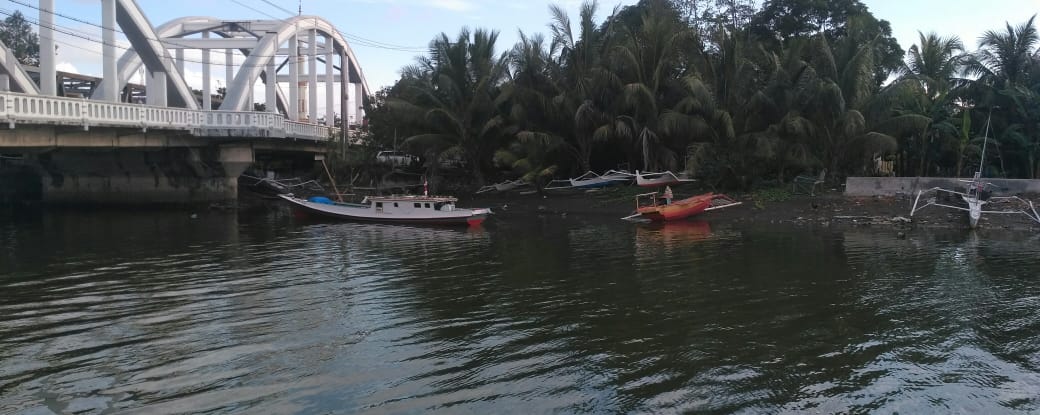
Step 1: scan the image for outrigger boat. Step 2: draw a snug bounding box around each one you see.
[622,187,742,222]
[279,193,492,226]
[476,179,528,194]
[910,110,1040,228]
[635,170,696,187]
[910,175,1040,228]
[544,170,634,191]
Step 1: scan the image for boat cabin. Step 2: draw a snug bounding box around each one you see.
[364,195,459,214]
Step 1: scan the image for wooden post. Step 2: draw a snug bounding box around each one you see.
[320,158,343,202]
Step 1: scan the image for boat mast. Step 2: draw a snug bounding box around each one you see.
[977,108,993,180]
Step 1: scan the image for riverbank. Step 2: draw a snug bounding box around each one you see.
[468,186,1040,231]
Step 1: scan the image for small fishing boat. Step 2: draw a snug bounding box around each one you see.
[476,179,528,194]
[909,109,1040,228]
[544,170,633,190]
[635,170,695,187]
[910,176,1040,228]
[279,193,492,226]
[623,188,742,222]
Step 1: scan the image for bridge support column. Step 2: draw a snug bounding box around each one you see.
[225,48,234,106]
[202,31,211,110]
[265,32,278,114]
[146,71,167,106]
[40,0,56,96]
[340,51,349,153]
[101,0,118,102]
[354,82,363,125]
[175,48,185,75]
[325,35,334,127]
[288,31,299,120]
[308,29,318,124]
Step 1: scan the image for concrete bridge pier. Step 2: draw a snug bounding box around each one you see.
[1,127,256,205]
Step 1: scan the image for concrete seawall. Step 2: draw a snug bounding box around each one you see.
[845,177,1040,197]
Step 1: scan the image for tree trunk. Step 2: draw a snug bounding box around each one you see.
[955,145,965,178]
[426,152,442,195]
[579,153,591,174]
[469,148,485,187]
[1030,151,1037,179]
[578,139,592,173]
[472,167,485,187]
[917,135,929,177]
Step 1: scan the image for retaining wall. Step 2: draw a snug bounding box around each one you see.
[845,177,1040,197]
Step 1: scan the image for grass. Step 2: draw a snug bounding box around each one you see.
[751,187,792,210]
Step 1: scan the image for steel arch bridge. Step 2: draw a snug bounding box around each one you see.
[0,0,370,140]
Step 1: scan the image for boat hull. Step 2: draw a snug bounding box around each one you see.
[636,178,683,188]
[635,171,694,188]
[280,195,489,226]
[636,193,714,221]
[570,178,626,188]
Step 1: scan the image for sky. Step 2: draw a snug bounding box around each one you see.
[6,0,1039,113]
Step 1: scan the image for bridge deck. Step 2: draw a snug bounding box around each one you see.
[0,92,340,142]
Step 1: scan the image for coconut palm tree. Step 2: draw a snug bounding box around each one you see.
[390,28,510,186]
[502,31,567,188]
[967,15,1038,88]
[964,15,1039,177]
[748,34,901,180]
[887,32,966,176]
[902,32,965,97]
[600,0,691,171]
[545,0,620,173]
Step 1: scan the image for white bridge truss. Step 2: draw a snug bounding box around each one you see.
[0,0,370,141]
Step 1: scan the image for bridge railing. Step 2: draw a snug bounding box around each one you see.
[0,91,339,141]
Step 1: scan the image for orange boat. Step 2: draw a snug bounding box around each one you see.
[636,192,714,221]
[628,188,742,222]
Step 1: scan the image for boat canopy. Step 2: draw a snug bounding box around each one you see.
[366,195,459,203]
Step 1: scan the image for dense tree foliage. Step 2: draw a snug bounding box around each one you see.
[373,0,1040,189]
[0,11,40,66]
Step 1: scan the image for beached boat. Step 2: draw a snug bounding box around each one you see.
[910,176,1040,228]
[635,193,713,221]
[909,110,1040,229]
[279,194,491,226]
[635,170,695,187]
[623,188,742,222]
[544,170,634,190]
[476,179,528,194]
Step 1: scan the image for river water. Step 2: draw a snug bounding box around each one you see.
[2,208,1040,414]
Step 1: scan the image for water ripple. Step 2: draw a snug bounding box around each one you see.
[2,214,1040,413]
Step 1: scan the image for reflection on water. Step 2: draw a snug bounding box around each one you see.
[2,210,1040,413]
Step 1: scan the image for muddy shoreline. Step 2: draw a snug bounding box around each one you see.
[465,186,1040,232]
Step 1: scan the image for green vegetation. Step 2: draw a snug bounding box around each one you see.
[751,187,791,209]
[362,0,1040,193]
[0,11,39,66]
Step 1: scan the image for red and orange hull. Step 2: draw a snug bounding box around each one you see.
[636,193,714,221]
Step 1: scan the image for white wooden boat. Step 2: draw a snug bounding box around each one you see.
[279,194,491,226]
[909,110,1040,229]
[476,179,527,194]
[910,178,1040,228]
[544,170,633,190]
[635,170,695,187]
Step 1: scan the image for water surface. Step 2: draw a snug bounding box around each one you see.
[2,208,1039,413]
